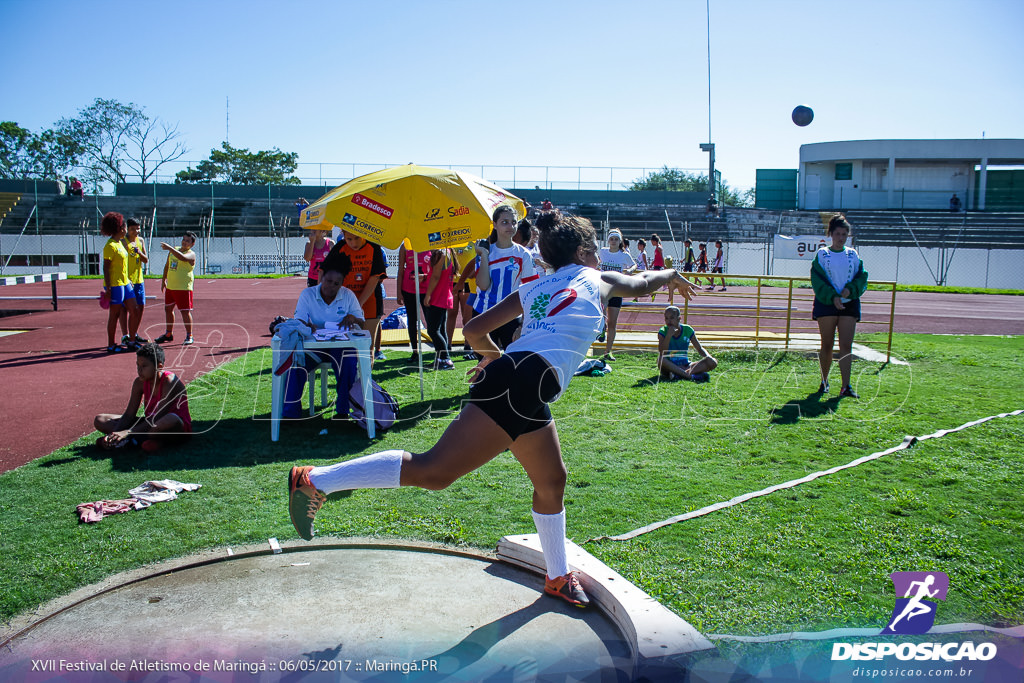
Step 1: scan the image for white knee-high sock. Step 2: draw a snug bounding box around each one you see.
[532,509,569,580]
[309,450,404,494]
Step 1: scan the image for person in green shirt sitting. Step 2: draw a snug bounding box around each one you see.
[657,305,717,382]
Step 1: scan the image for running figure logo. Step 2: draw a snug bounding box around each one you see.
[882,571,949,635]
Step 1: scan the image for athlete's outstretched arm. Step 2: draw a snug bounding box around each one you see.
[601,269,697,303]
[463,292,524,361]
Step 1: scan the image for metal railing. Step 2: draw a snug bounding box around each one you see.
[51,163,713,196]
[614,273,896,362]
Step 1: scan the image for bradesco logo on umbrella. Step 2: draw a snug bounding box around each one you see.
[351,193,394,220]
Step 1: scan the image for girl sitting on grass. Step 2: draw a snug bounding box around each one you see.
[94,343,192,453]
[657,305,717,382]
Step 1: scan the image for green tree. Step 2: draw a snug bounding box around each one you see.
[55,98,188,186]
[176,142,301,185]
[0,122,37,179]
[629,166,755,207]
[628,166,710,192]
[0,122,80,180]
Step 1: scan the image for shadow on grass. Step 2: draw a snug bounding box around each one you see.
[629,374,710,389]
[42,392,470,473]
[42,416,381,472]
[769,392,841,424]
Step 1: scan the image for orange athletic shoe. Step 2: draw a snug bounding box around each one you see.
[544,571,590,608]
[288,466,325,541]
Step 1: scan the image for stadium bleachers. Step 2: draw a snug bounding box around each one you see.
[0,192,21,226]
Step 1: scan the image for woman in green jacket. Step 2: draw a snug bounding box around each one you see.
[810,214,868,398]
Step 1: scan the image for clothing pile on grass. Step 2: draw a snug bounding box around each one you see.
[76,479,201,523]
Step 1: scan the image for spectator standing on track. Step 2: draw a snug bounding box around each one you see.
[422,247,456,370]
[657,305,717,382]
[451,243,480,357]
[100,212,140,354]
[696,242,710,288]
[635,238,649,271]
[650,234,665,270]
[303,229,335,288]
[156,232,197,346]
[397,243,434,365]
[709,239,726,291]
[94,342,192,453]
[598,229,636,361]
[470,204,538,353]
[949,193,962,213]
[122,218,149,348]
[811,214,868,398]
[683,239,696,273]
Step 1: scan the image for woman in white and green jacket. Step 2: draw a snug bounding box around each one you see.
[810,214,868,398]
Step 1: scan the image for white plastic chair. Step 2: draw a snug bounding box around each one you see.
[308,361,332,415]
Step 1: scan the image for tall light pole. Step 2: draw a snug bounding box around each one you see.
[701,0,717,211]
[700,142,715,206]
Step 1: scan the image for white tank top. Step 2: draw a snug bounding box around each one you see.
[816,246,861,302]
[506,264,605,400]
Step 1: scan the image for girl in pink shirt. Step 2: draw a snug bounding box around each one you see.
[397,245,434,364]
[304,230,335,287]
[423,248,456,370]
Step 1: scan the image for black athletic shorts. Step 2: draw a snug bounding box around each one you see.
[469,351,561,440]
[607,296,623,309]
[812,298,861,322]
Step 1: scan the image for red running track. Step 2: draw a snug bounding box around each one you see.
[1,278,1022,473]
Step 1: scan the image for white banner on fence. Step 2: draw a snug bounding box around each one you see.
[774,234,828,260]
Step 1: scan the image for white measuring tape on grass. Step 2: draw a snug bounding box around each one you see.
[589,409,1023,543]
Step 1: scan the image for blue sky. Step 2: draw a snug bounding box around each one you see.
[2,0,1022,191]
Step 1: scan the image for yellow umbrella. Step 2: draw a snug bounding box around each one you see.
[299,164,526,250]
[300,165,526,398]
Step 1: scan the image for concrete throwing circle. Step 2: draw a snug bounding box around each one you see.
[0,543,631,682]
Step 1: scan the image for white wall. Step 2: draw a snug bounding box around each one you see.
[3,237,1021,289]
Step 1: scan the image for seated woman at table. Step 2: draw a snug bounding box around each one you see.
[283,252,365,420]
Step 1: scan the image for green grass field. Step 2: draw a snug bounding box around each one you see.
[2,334,1021,637]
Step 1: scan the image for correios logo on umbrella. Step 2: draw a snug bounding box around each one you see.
[352,193,393,219]
[342,213,384,237]
[428,227,473,244]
